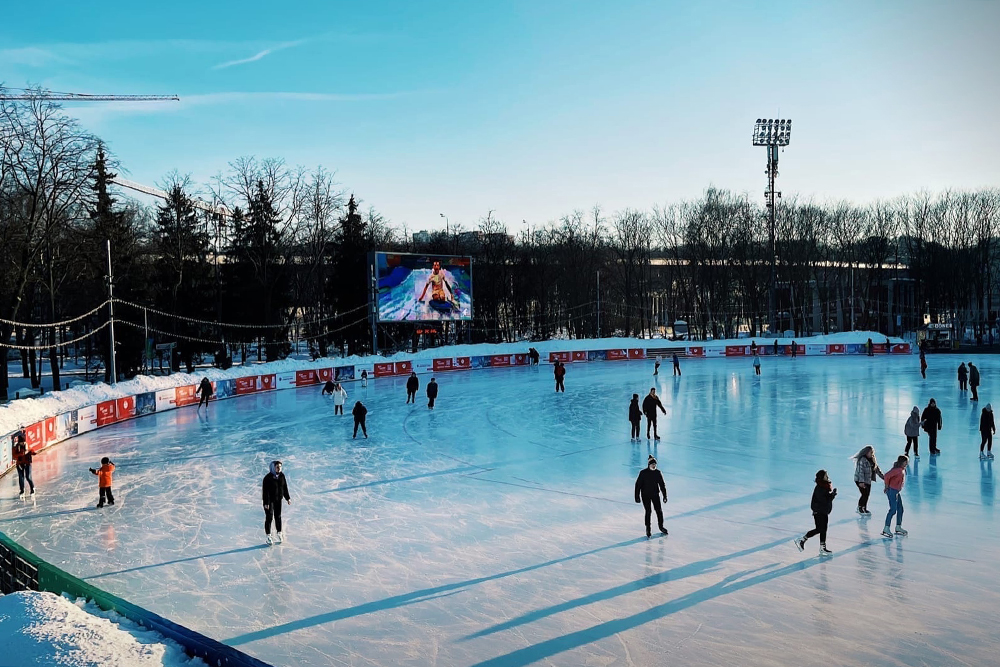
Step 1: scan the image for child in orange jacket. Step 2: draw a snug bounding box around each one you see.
[89,457,116,508]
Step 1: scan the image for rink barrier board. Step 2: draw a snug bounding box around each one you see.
[0,531,273,667]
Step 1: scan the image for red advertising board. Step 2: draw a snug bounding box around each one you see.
[96,400,119,426]
[491,355,511,367]
[395,361,413,374]
[628,349,645,359]
[793,344,805,355]
[318,368,333,382]
[116,396,136,421]
[296,370,319,386]
[872,344,887,354]
[455,357,471,369]
[606,349,628,361]
[827,344,845,354]
[549,351,571,363]
[687,347,704,357]
[175,385,199,407]
[260,374,275,390]
[513,353,528,365]
[235,376,259,394]
[725,346,747,357]
[433,358,453,371]
[374,363,396,377]
[571,351,587,362]
[892,343,911,354]
[44,416,57,443]
[24,422,44,449]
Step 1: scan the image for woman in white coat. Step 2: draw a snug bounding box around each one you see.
[332,382,348,415]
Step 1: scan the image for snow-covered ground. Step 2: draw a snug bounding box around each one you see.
[0,591,206,666]
[1,350,992,667]
[0,331,900,436]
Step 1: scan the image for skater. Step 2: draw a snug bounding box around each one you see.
[793,470,837,555]
[919,348,927,379]
[886,337,891,353]
[921,398,943,455]
[642,387,666,440]
[406,371,419,404]
[197,377,213,407]
[958,362,968,391]
[852,445,883,515]
[980,403,995,459]
[750,340,757,356]
[331,382,348,415]
[773,339,779,356]
[791,341,797,358]
[867,337,874,357]
[904,406,921,458]
[634,455,668,538]
[321,380,336,395]
[11,432,35,497]
[672,352,681,376]
[881,456,909,537]
[752,352,761,375]
[554,361,566,392]
[970,362,980,401]
[628,394,642,441]
[352,401,368,438]
[427,377,439,409]
[262,460,291,545]
[89,457,115,508]
[361,369,368,387]
[654,356,661,376]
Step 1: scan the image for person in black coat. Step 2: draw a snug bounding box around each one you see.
[628,394,642,441]
[642,388,666,440]
[197,377,214,407]
[406,372,419,404]
[958,363,968,391]
[634,455,668,538]
[969,362,981,401]
[427,377,439,409]
[352,401,368,438]
[321,380,336,395]
[921,398,944,455]
[980,404,995,459]
[794,469,837,555]
[262,461,291,545]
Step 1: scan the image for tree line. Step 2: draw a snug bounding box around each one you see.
[2,92,999,399]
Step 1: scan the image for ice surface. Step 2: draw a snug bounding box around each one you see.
[3,353,994,667]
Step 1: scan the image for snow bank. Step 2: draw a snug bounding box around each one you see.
[0,331,899,436]
[0,591,206,667]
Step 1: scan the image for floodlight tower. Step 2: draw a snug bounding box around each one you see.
[752,118,792,334]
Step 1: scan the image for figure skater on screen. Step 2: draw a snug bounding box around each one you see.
[418,261,456,309]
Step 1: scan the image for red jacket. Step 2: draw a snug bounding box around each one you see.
[13,442,34,466]
[92,463,115,488]
[554,365,566,379]
[884,466,905,492]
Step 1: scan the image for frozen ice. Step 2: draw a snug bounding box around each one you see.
[2,354,997,666]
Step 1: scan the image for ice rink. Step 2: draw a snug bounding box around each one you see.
[2,354,998,666]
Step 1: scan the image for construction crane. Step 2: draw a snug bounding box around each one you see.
[0,87,179,102]
[110,176,230,218]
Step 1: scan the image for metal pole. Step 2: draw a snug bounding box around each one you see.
[370,264,379,355]
[106,240,117,384]
[768,147,777,336]
[596,271,601,338]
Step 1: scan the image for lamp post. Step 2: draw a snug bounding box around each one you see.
[439,213,449,236]
[752,118,792,335]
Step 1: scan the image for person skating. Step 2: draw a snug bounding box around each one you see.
[554,361,566,392]
[752,352,761,375]
[406,371,419,404]
[654,356,661,376]
[881,456,908,538]
[919,349,927,379]
[885,337,891,353]
[11,431,35,498]
[262,460,291,545]
[634,455,668,538]
[852,445,884,515]
[642,388,666,440]
[331,382,348,415]
[793,470,837,555]
[750,340,758,356]
[921,398,943,455]
[89,457,115,508]
[773,339,779,356]
[958,362,968,391]
[791,341,797,358]
[970,362,981,401]
[352,401,368,439]
[867,337,874,357]
[980,403,995,459]
[321,380,336,395]
[904,406,921,458]
[628,394,642,441]
[427,377,439,409]
[672,352,681,376]
[197,377,214,408]
[361,369,368,387]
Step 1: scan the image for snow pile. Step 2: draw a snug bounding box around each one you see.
[0,331,900,436]
[0,591,206,667]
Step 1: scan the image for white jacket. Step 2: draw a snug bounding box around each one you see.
[333,387,348,406]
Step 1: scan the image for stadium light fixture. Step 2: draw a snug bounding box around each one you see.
[752,118,793,335]
[752,118,792,147]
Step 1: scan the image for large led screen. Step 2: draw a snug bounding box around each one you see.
[375,253,473,322]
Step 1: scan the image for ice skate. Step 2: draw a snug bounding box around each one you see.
[659,526,668,536]
[96,502,104,508]
[819,544,832,555]
[646,527,652,538]
[989,453,995,459]
[981,453,988,460]
[894,526,908,536]
[881,527,893,538]
[654,435,661,441]
[793,537,805,552]
[277,532,284,543]
[266,534,273,546]
[18,492,24,499]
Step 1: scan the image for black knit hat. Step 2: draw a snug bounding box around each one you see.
[648,455,657,466]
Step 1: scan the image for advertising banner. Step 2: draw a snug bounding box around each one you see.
[215,379,236,400]
[135,391,156,416]
[549,351,571,363]
[395,361,413,374]
[411,359,432,374]
[826,344,845,354]
[892,343,911,354]
[805,344,825,356]
[97,400,119,427]
[275,372,297,389]
[78,405,98,433]
[156,388,178,412]
[24,422,44,449]
[175,385,199,407]
[116,396,137,421]
[317,368,333,382]
[725,345,747,357]
[260,374,276,391]
[587,350,607,361]
[1,437,10,470]
[846,344,865,355]
[235,376,259,395]
[570,351,586,362]
[432,358,453,372]
[628,349,646,360]
[58,411,79,440]
[606,349,629,361]
[374,252,473,322]
[334,366,356,382]
[44,417,57,444]
[686,347,705,357]
[295,370,319,386]
[872,344,887,354]
[514,353,528,365]
[490,355,511,367]
[454,357,471,370]
[470,356,491,369]
[374,362,396,377]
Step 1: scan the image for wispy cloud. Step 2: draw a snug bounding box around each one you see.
[212,40,308,70]
[0,46,72,67]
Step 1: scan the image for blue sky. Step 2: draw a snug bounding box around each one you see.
[2,0,998,233]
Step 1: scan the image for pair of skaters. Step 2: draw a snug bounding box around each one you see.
[902,398,994,459]
[322,380,369,437]
[628,388,666,441]
[652,354,681,376]
[405,372,439,408]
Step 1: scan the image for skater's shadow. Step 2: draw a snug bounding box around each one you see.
[83,544,268,580]
[225,536,647,646]
[314,465,483,494]
[471,541,873,667]
[669,489,785,521]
